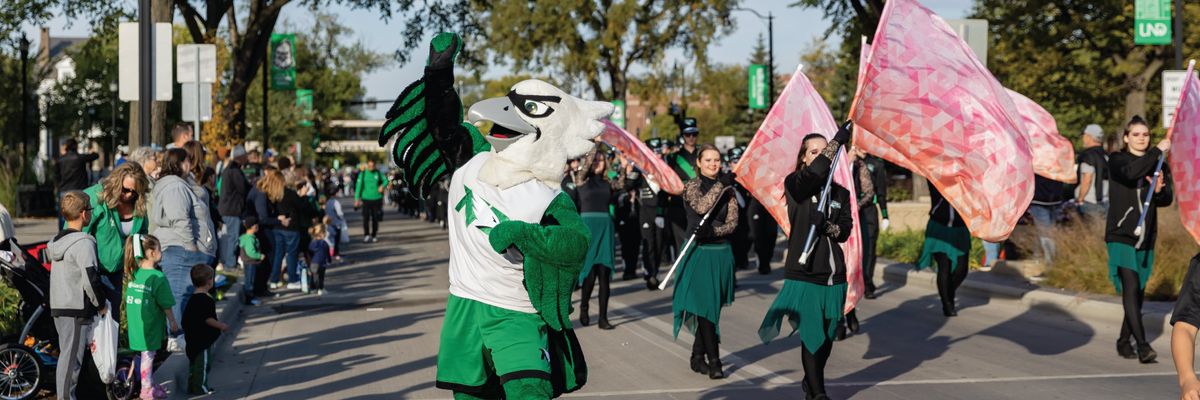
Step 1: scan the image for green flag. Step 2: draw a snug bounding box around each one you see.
[270,33,297,90]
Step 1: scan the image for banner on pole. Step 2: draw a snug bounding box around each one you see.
[296,89,314,127]
[1134,0,1172,45]
[270,34,297,90]
[610,100,626,128]
[748,64,768,110]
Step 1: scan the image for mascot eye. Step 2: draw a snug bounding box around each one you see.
[521,100,554,118]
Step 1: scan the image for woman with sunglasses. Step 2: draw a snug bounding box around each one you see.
[81,161,151,303]
[1107,115,1173,364]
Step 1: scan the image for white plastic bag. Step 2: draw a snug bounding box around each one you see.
[167,332,187,353]
[90,301,119,384]
[300,260,310,293]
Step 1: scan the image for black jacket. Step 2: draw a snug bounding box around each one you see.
[1032,175,1065,206]
[576,175,616,214]
[783,154,853,285]
[56,152,100,192]
[218,160,250,217]
[928,186,967,228]
[276,189,311,232]
[1106,148,1173,249]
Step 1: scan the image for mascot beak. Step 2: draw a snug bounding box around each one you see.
[467,97,538,152]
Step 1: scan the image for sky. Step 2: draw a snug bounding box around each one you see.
[22,0,973,120]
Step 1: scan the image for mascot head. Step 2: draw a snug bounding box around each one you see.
[467,79,614,189]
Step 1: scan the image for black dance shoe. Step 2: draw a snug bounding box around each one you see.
[1116,339,1135,359]
[646,276,660,291]
[708,359,725,379]
[942,303,957,317]
[864,290,878,300]
[579,312,590,327]
[1137,343,1157,363]
[847,315,861,334]
[690,354,709,375]
[598,319,614,330]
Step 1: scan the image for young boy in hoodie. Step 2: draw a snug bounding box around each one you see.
[48,190,108,400]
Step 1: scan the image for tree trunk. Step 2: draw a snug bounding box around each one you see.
[216,4,284,141]
[1122,57,1164,124]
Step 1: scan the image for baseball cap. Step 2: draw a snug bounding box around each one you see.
[1083,124,1103,140]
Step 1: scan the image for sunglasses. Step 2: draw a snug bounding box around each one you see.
[121,187,137,194]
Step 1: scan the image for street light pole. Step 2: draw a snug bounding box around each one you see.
[138,0,152,147]
[1175,0,1184,69]
[19,33,29,158]
[110,82,118,159]
[733,7,776,106]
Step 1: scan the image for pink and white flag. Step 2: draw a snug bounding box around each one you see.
[1006,89,1077,183]
[733,66,864,314]
[850,0,1035,242]
[600,120,684,195]
[1168,60,1200,245]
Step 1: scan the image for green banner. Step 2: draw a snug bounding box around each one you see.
[296,89,314,127]
[611,100,626,128]
[748,64,768,110]
[1134,0,1172,45]
[270,33,297,90]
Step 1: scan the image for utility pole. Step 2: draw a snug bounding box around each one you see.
[19,33,29,159]
[735,7,776,106]
[263,50,270,153]
[137,0,152,147]
[1176,0,1185,69]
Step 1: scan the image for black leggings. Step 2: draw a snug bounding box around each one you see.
[362,199,383,236]
[313,264,327,291]
[580,266,611,320]
[691,317,720,362]
[801,340,833,397]
[640,226,661,278]
[620,228,641,278]
[935,253,969,309]
[1118,267,1147,344]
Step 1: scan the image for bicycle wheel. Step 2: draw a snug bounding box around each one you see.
[0,343,43,400]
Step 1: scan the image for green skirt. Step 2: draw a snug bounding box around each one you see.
[1107,242,1155,294]
[917,220,971,273]
[758,280,847,354]
[579,212,615,285]
[672,243,735,339]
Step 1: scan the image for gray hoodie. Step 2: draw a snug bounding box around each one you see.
[47,230,104,317]
[149,175,217,256]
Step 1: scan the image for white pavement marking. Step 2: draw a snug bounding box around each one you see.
[563,371,1187,397]
[606,296,796,386]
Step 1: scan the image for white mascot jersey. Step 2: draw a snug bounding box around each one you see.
[447,152,560,313]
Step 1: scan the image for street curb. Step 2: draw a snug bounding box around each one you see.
[875,259,1176,340]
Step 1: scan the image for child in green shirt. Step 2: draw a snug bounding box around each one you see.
[123,233,180,400]
[239,217,264,306]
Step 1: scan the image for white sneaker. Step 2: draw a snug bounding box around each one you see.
[363,236,372,243]
[286,282,301,290]
[317,289,325,295]
[370,236,379,243]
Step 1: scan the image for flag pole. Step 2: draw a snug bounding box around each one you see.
[799,121,851,265]
[1135,59,1194,237]
[658,187,732,290]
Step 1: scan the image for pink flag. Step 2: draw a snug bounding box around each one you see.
[733,66,864,313]
[850,0,1035,242]
[1168,61,1200,245]
[853,41,917,172]
[600,120,684,195]
[1006,89,1077,183]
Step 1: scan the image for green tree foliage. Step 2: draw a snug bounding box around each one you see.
[244,11,386,160]
[462,0,738,101]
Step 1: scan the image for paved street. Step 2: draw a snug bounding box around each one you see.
[194,205,1182,400]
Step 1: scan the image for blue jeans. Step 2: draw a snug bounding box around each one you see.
[982,241,1003,267]
[161,246,208,319]
[242,262,257,300]
[219,216,242,269]
[271,229,300,284]
[1028,205,1059,265]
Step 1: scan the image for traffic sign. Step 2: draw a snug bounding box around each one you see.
[177,44,217,83]
[1163,69,1198,128]
[181,83,212,122]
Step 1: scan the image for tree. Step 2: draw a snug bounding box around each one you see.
[241,11,387,159]
[974,1,1198,143]
[464,0,738,102]
[790,0,883,40]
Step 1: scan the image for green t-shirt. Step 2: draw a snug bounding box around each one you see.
[239,233,264,261]
[124,268,176,351]
[355,169,386,201]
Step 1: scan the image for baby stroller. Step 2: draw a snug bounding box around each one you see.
[0,238,154,400]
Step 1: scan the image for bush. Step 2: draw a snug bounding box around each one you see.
[1,282,18,338]
[877,227,986,270]
[1042,207,1200,301]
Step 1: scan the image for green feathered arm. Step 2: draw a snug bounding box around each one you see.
[378,32,490,199]
[487,193,590,331]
